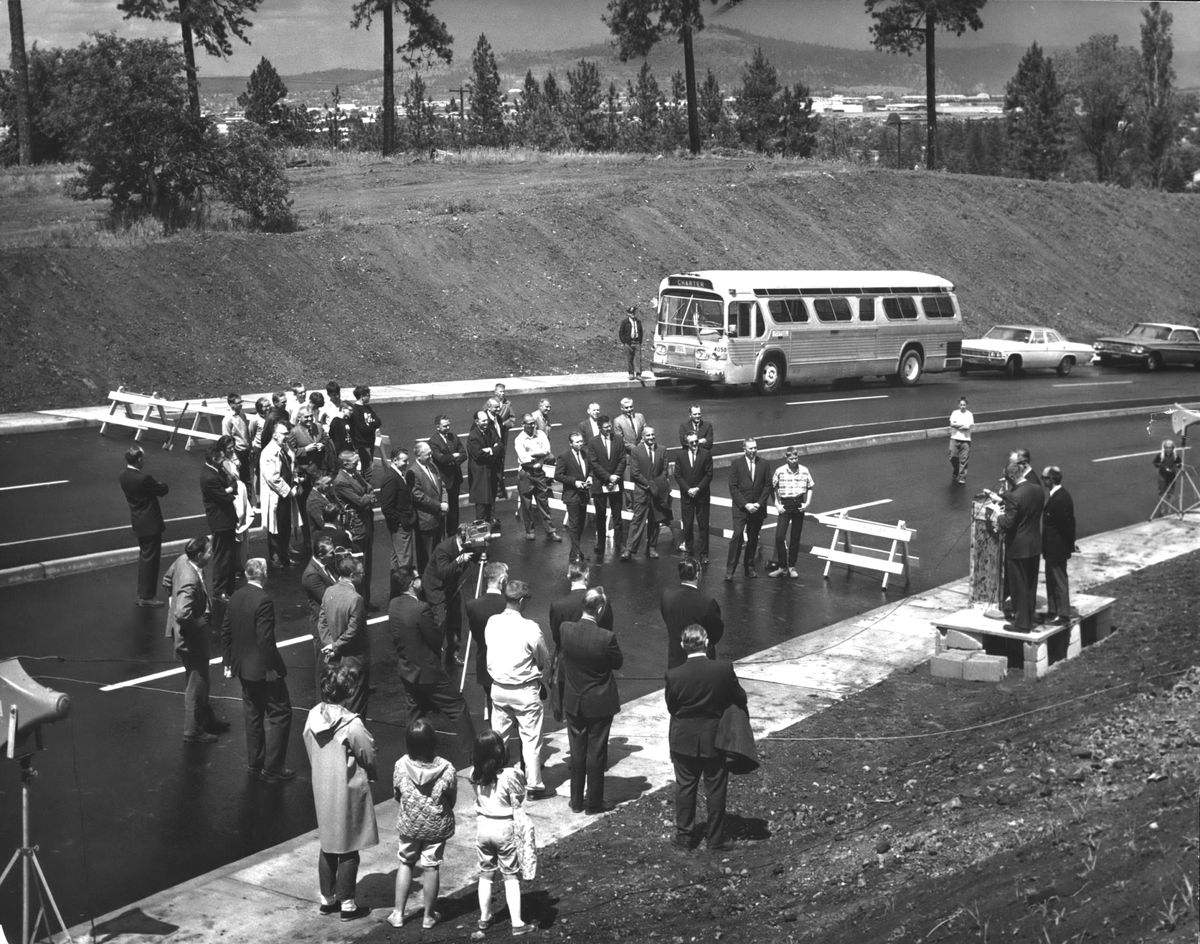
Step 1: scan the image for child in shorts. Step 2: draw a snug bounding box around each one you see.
[388,719,458,929]
[471,730,533,938]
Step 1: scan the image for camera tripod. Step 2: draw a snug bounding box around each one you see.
[0,754,75,944]
[1150,461,1200,520]
[458,549,488,694]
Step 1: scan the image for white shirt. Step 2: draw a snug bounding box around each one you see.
[485,608,548,686]
[949,407,974,442]
[514,429,552,466]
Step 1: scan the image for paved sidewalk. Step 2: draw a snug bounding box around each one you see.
[67,515,1200,944]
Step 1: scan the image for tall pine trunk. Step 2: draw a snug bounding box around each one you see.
[7,0,33,164]
[382,4,395,155]
[924,15,936,169]
[682,25,700,155]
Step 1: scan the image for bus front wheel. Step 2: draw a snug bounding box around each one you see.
[754,358,785,395]
[891,350,923,387]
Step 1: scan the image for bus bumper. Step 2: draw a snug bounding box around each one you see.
[651,363,727,383]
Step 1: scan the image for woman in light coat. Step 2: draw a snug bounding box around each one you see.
[302,663,379,921]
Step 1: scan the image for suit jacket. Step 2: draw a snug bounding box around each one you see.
[618,314,643,345]
[577,417,602,443]
[379,464,418,534]
[221,583,287,681]
[422,535,469,606]
[389,592,446,685]
[120,466,169,537]
[560,617,623,719]
[660,583,724,668]
[428,430,466,490]
[289,419,331,480]
[728,456,772,522]
[555,447,592,505]
[998,479,1045,560]
[613,412,646,452]
[1042,486,1076,563]
[467,424,503,504]
[674,446,713,498]
[665,655,747,758]
[466,590,508,687]
[200,462,238,533]
[677,419,715,449]
[628,441,670,503]
[548,587,614,650]
[587,435,627,495]
[333,468,374,543]
[162,553,209,646]
[300,556,337,626]
[317,579,368,660]
[409,460,446,533]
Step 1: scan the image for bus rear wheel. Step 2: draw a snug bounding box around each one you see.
[754,358,785,395]
[890,350,923,387]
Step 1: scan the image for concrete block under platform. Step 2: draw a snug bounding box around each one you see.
[932,592,1116,679]
[962,653,1008,682]
[931,650,969,679]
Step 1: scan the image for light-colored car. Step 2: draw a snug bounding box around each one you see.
[960,325,1094,377]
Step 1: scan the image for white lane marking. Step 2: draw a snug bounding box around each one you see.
[0,479,70,492]
[0,514,208,549]
[786,395,889,406]
[100,615,390,692]
[1093,449,1167,463]
[1054,381,1132,387]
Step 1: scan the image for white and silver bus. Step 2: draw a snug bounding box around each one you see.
[650,270,964,393]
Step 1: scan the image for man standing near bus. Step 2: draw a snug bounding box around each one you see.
[619,305,644,381]
[948,397,973,485]
[768,447,814,579]
[725,438,771,581]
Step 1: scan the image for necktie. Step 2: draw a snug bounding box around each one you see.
[748,459,755,479]
[575,451,583,475]
[604,437,610,459]
[648,445,655,465]
[690,449,697,464]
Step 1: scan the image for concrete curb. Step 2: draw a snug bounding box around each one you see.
[0,403,1174,588]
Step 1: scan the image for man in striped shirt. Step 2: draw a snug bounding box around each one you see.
[769,447,815,578]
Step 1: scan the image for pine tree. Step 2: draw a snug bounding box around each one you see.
[736,46,779,154]
[1004,42,1068,181]
[565,59,603,151]
[238,56,287,125]
[629,61,660,130]
[467,33,505,147]
[402,72,437,151]
[778,81,820,157]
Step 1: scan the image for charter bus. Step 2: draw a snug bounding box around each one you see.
[650,270,964,393]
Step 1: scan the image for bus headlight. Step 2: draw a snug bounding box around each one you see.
[654,344,667,357]
[694,349,709,361]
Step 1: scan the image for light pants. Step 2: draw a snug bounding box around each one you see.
[490,681,545,792]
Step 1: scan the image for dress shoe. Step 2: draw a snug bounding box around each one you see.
[745,566,758,578]
[569,802,585,814]
[525,531,537,541]
[183,731,218,743]
[205,718,231,733]
[135,597,165,608]
[260,766,297,783]
[319,902,340,916]
[585,804,614,815]
[768,565,787,578]
[648,548,659,559]
[620,550,631,561]
[547,532,563,542]
[724,570,735,582]
[340,905,370,921]
[527,786,553,799]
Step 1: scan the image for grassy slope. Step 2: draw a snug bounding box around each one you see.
[1,156,1198,411]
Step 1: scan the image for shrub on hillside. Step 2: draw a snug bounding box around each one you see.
[214,123,297,232]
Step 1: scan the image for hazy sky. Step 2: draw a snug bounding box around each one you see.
[4,0,1198,78]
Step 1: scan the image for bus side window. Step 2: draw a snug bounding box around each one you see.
[731,302,762,339]
[756,304,765,338]
[859,298,876,322]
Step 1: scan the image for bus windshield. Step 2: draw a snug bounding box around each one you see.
[657,293,724,338]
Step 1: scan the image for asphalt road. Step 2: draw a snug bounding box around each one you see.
[0,366,1194,929]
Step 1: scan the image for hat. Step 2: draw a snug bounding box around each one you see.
[626,305,638,314]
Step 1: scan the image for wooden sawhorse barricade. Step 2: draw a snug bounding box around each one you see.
[933,593,1115,680]
[810,510,914,590]
[100,387,224,451]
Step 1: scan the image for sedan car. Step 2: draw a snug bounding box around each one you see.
[960,325,1094,377]
[1093,323,1200,371]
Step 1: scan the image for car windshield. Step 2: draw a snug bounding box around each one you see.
[657,294,724,338]
[983,327,1032,343]
[1126,324,1172,341]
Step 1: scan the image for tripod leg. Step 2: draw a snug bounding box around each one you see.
[29,850,75,943]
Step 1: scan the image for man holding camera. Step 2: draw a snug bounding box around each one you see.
[422,524,479,667]
[333,450,378,610]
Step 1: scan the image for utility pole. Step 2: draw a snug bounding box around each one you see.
[449,85,466,151]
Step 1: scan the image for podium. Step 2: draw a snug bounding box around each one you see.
[968,497,1005,613]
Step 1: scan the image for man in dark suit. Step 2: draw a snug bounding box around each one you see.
[317,555,370,716]
[409,441,448,572]
[389,565,476,769]
[618,305,644,380]
[577,402,602,444]
[200,444,239,600]
[675,431,714,565]
[623,426,673,560]
[465,560,509,720]
[120,444,169,607]
[467,410,503,532]
[726,437,771,581]
[660,557,724,668]
[289,403,330,558]
[677,404,714,450]
[560,588,623,814]
[428,414,466,534]
[548,560,613,651]
[221,558,294,782]
[301,537,338,686]
[163,535,228,741]
[1041,465,1076,624]
[665,625,748,851]
[992,452,1046,633]
[379,447,418,574]
[555,431,593,562]
[422,525,476,666]
[333,450,377,609]
[588,415,627,557]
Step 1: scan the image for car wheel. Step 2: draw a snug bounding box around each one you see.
[890,350,923,387]
[1056,357,1075,377]
[1146,353,1162,372]
[1004,356,1022,378]
[754,357,785,395]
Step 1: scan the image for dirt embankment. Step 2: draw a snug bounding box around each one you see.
[1,158,1198,412]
